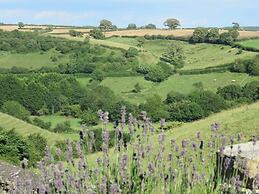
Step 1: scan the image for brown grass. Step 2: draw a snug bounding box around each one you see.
[1,25,259,39]
[104,29,259,39]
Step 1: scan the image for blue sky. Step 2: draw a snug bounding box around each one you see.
[0,0,258,27]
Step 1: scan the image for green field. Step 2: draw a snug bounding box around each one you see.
[37,115,82,130]
[0,112,79,146]
[238,38,259,49]
[100,72,259,103]
[107,37,257,70]
[0,50,69,70]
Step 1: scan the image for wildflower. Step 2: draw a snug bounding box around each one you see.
[55,148,62,158]
[148,162,155,174]
[100,176,107,193]
[110,183,119,194]
[196,132,201,139]
[181,139,188,149]
[211,122,220,131]
[160,118,166,129]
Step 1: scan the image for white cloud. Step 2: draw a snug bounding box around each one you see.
[34,11,96,22]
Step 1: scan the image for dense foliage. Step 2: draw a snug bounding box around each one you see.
[190,27,239,45]
[0,128,46,166]
[230,55,259,76]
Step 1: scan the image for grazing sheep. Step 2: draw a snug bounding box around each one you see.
[213,79,217,82]
[231,80,236,83]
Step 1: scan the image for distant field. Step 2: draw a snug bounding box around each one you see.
[37,115,82,131]
[104,29,259,39]
[100,72,259,104]
[0,112,79,146]
[238,39,259,49]
[0,50,69,70]
[107,37,257,69]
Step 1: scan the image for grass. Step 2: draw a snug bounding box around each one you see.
[238,39,259,49]
[0,112,79,146]
[36,115,82,131]
[0,50,69,70]
[100,72,259,104]
[107,37,257,69]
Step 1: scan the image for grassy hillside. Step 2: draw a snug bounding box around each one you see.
[100,72,259,103]
[107,37,257,69]
[0,112,79,146]
[0,50,69,70]
[238,39,259,49]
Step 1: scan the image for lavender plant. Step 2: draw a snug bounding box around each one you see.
[6,108,259,194]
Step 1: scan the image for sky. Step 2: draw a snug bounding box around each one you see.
[0,0,258,28]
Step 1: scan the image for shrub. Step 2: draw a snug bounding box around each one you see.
[144,65,169,82]
[89,29,105,39]
[217,84,243,100]
[54,121,73,133]
[189,91,227,116]
[1,101,30,121]
[80,111,99,126]
[168,101,204,122]
[125,47,138,58]
[160,42,185,68]
[33,118,51,130]
[139,95,169,122]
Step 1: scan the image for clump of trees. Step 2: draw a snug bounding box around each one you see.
[69,30,83,37]
[230,55,259,76]
[0,128,47,166]
[190,27,239,45]
[89,29,105,39]
[127,23,137,30]
[160,42,185,68]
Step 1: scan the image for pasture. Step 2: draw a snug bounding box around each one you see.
[0,112,79,146]
[35,115,82,131]
[0,50,69,70]
[100,72,259,104]
[238,38,259,49]
[107,37,257,69]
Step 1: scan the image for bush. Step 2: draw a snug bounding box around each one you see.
[144,65,169,82]
[125,47,138,58]
[168,101,204,122]
[1,101,30,121]
[54,121,73,133]
[139,95,169,122]
[89,29,105,39]
[189,91,227,116]
[0,128,46,166]
[33,118,51,130]
[80,111,99,126]
[165,91,186,104]
[217,84,243,100]
[160,42,185,68]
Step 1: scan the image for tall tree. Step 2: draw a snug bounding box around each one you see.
[99,19,113,31]
[163,18,180,29]
[127,23,137,30]
[18,22,24,29]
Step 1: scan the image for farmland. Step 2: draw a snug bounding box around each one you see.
[0,112,79,146]
[0,50,69,70]
[0,22,259,193]
[100,72,259,103]
[238,38,259,49]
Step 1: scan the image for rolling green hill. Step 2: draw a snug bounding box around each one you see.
[0,112,79,146]
[238,39,259,49]
[99,72,259,104]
